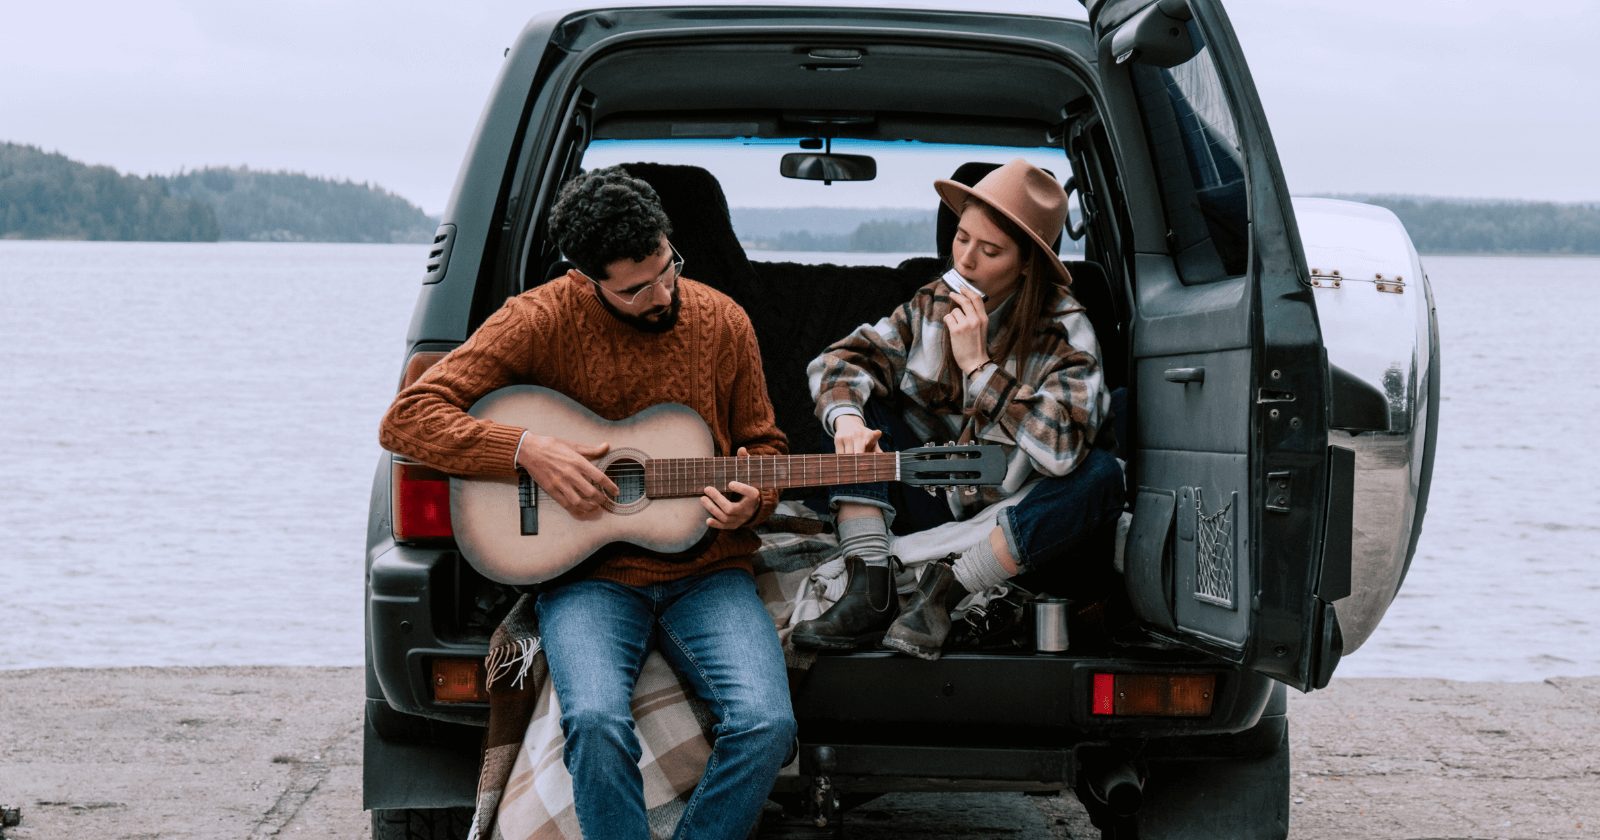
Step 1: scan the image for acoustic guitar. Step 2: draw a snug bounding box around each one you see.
[449,386,1005,584]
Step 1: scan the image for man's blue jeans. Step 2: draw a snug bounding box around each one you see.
[535,567,796,840]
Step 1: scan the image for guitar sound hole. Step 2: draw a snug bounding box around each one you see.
[605,458,647,504]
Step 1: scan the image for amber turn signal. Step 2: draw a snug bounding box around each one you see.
[431,657,489,704]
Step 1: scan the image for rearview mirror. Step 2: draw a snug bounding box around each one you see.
[1109,0,1197,68]
[780,153,877,183]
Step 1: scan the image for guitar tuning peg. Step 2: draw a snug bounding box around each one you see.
[923,485,940,497]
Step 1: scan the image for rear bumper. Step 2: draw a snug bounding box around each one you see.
[789,664,1284,790]
[366,547,1282,802]
[796,650,1275,740]
[368,545,491,726]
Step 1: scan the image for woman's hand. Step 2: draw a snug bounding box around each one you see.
[943,288,991,377]
[702,447,762,530]
[515,434,617,518]
[833,413,883,454]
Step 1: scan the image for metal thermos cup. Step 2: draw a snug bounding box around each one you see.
[1033,598,1070,653]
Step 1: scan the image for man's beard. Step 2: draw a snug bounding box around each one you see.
[595,287,682,333]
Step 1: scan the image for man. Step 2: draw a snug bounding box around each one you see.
[379,167,795,840]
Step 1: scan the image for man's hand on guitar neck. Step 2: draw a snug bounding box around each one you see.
[515,433,620,518]
[702,447,761,531]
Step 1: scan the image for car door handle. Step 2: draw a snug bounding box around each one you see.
[1164,366,1205,384]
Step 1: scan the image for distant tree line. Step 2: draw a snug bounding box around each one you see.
[7,140,1597,253]
[1,142,436,243]
[1330,195,1600,254]
[1,143,218,240]
[741,217,937,252]
[737,197,1600,255]
[165,166,435,243]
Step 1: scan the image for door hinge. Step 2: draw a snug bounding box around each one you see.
[1265,471,1291,513]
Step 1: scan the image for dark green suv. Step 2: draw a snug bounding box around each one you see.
[364,2,1439,837]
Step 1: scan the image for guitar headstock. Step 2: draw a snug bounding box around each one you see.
[898,444,1007,486]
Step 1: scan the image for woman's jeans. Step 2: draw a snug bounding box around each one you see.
[825,400,1125,579]
[536,568,796,840]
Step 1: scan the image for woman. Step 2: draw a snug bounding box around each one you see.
[792,158,1125,659]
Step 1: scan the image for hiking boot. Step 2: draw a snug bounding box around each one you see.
[881,557,967,661]
[791,556,898,650]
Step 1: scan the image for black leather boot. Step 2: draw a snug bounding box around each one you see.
[881,557,967,661]
[791,556,898,650]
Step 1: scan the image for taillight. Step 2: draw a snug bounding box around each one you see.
[401,351,449,389]
[1091,673,1216,718]
[391,350,455,541]
[431,657,488,704]
[393,461,453,539]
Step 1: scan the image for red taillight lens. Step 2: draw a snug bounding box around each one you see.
[1090,673,1216,718]
[393,461,453,540]
[431,657,488,704]
[401,351,449,389]
[390,350,455,541]
[1092,673,1117,715]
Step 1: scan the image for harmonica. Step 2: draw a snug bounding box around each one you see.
[941,268,988,302]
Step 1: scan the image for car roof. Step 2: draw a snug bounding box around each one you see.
[554,0,1087,22]
[548,2,1094,146]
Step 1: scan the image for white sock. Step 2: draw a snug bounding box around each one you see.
[837,515,891,568]
[952,536,1012,594]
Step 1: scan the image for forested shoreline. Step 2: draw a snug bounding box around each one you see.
[4,142,1597,252]
[733,197,1600,255]
[1329,194,1600,255]
[1,143,435,243]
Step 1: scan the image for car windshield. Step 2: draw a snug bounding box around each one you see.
[582,138,1078,265]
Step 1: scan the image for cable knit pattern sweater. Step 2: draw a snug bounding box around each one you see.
[379,274,787,586]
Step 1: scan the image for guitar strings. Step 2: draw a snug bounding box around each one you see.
[526,453,914,501]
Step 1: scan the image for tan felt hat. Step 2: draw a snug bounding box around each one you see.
[934,158,1071,286]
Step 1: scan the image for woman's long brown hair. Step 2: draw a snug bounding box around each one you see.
[938,200,1069,399]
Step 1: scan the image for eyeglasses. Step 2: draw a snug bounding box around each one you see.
[590,242,684,306]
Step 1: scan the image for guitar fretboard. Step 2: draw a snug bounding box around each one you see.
[643,453,899,499]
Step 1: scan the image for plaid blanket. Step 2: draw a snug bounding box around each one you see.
[467,498,1025,840]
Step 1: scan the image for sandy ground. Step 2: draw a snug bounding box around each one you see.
[0,668,1595,839]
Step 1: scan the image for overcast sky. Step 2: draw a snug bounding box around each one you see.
[4,0,1596,215]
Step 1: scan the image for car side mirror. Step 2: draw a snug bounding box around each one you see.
[780,153,877,183]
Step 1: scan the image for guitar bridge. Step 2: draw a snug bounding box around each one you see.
[518,470,539,535]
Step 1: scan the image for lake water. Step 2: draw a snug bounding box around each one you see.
[2,243,1597,682]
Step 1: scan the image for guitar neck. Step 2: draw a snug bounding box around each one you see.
[643,453,899,499]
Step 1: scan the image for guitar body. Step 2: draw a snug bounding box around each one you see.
[450,386,714,584]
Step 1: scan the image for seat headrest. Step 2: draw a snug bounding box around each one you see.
[618,162,758,302]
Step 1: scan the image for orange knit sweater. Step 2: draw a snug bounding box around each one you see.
[379,275,787,586]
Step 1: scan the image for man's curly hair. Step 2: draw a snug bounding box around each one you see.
[548,166,673,280]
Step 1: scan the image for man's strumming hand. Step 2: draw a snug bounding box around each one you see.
[516,434,618,518]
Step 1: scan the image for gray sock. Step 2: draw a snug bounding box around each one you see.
[837,514,892,568]
[952,536,1013,594]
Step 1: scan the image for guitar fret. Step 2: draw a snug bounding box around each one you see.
[642,451,907,498]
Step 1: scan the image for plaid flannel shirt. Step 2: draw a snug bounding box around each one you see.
[807,278,1111,515]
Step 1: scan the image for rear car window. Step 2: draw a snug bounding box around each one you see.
[580,139,1075,264]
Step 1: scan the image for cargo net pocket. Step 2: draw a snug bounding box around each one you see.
[1193,489,1235,609]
